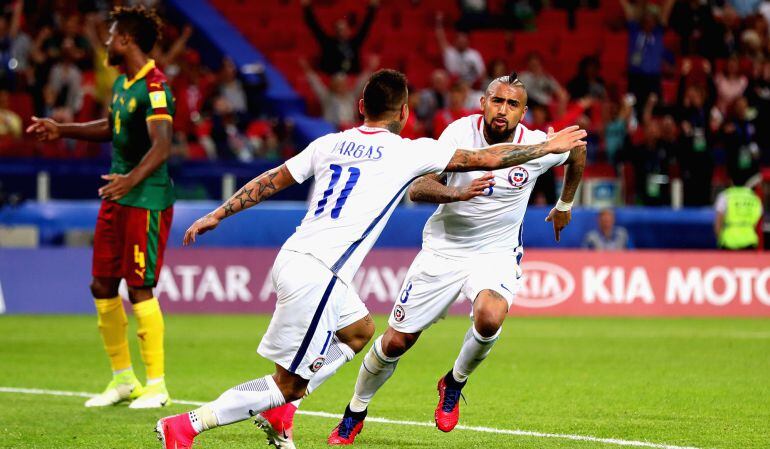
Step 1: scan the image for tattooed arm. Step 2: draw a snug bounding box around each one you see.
[183,165,296,245]
[409,172,495,203]
[559,144,587,204]
[545,144,587,242]
[444,125,586,172]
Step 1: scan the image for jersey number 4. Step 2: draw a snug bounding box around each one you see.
[314,164,361,219]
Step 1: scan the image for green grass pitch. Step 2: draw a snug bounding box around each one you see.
[1,315,769,449]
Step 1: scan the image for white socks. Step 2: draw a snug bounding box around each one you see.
[291,338,355,408]
[193,339,357,430]
[349,336,400,413]
[204,375,286,427]
[189,406,218,433]
[452,325,501,383]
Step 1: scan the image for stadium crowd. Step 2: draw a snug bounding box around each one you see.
[0,0,296,162]
[2,0,770,207]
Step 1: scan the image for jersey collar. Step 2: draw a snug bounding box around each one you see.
[123,59,156,89]
[356,125,389,135]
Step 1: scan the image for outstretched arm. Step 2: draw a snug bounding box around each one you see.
[183,165,296,245]
[353,0,378,45]
[444,125,587,172]
[26,116,112,142]
[409,172,495,204]
[303,0,328,43]
[545,144,587,242]
[619,0,637,21]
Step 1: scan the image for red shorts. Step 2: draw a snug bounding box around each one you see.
[92,201,173,288]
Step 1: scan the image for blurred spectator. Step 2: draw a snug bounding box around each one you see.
[218,57,247,115]
[620,0,674,112]
[171,49,215,137]
[300,56,374,129]
[518,52,568,115]
[625,94,675,206]
[567,56,607,100]
[433,81,474,136]
[669,0,721,56]
[302,0,379,74]
[747,59,770,166]
[582,208,633,250]
[0,0,30,90]
[714,176,762,250]
[728,0,762,18]
[44,39,83,119]
[435,12,486,87]
[500,0,540,30]
[721,97,760,184]
[714,55,748,114]
[401,87,427,139]
[0,89,21,138]
[83,12,119,106]
[676,60,717,206]
[208,95,253,161]
[41,14,91,70]
[415,69,450,125]
[484,58,509,87]
[604,96,634,165]
[761,0,770,26]
[526,98,592,204]
[457,0,490,30]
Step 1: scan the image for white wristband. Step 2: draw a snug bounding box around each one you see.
[555,199,573,212]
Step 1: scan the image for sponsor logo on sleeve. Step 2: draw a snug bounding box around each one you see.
[150,91,167,109]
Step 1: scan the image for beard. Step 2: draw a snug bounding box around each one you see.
[107,50,123,67]
[483,118,517,144]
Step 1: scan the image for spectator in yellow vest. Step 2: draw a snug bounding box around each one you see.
[714,176,763,250]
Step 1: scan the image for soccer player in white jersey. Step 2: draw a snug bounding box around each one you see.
[154,70,586,449]
[325,72,586,444]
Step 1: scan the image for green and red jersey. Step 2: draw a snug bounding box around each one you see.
[108,59,176,210]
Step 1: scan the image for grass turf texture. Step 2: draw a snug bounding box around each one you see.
[0,315,768,449]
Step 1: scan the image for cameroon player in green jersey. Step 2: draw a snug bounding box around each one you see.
[27,6,175,409]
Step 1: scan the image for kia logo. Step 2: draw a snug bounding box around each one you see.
[512,261,575,308]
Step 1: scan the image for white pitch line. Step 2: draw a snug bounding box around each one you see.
[0,386,705,449]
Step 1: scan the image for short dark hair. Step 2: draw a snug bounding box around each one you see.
[362,69,408,120]
[110,6,163,54]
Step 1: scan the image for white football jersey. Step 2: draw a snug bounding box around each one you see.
[422,114,569,259]
[282,125,456,284]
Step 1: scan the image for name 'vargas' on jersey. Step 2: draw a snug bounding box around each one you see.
[422,114,569,259]
[281,126,456,284]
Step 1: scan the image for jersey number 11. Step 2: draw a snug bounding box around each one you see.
[314,164,361,219]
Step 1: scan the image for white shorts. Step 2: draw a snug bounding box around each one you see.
[388,250,521,333]
[257,250,369,379]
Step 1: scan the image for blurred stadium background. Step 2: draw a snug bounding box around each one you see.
[0,0,769,448]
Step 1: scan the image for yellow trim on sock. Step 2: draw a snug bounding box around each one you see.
[132,298,165,379]
[94,296,131,372]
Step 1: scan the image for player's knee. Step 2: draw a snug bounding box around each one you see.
[273,374,307,402]
[90,278,119,299]
[474,308,505,338]
[382,328,419,357]
[127,287,154,303]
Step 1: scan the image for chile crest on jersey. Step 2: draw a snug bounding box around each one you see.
[508,166,529,189]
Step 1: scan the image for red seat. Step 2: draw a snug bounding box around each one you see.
[536,8,568,32]
[575,9,605,30]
